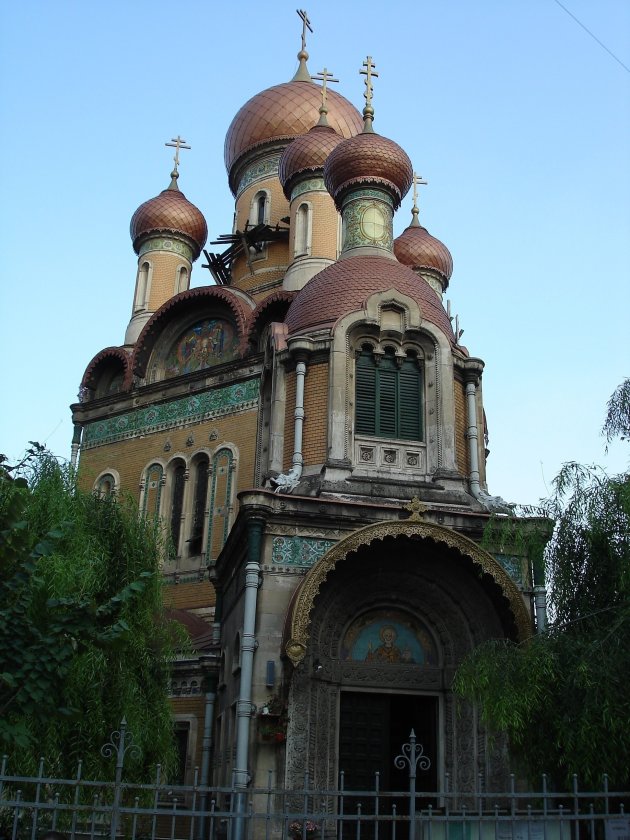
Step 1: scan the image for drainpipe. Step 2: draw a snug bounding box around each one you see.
[534,586,548,632]
[233,516,264,840]
[532,554,547,633]
[198,662,218,839]
[271,357,306,493]
[464,373,482,499]
[464,370,512,513]
[70,424,82,469]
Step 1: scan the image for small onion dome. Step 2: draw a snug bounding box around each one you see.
[278,123,344,200]
[224,80,363,194]
[394,217,453,283]
[130,171,208,259]
[284,254,455,340]
[324,132,413,211]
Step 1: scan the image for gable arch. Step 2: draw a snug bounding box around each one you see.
[80,347,132,399]
[244,290,295,352]
[132,286,255,380]
[285,519,532,666]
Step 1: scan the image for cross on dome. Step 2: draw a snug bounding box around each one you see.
[293,9,314,81]
[360,56,378,132]
[411,172,428,225]
[297,9,312,52]
[312,67,339,124]
[165,135,191,173]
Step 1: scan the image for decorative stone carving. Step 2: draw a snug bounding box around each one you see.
[285,544,511,793]
[285,521,532,666]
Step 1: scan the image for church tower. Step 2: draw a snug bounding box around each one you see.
[71,13,547,799]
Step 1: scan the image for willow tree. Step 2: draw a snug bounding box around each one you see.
[0,445,178,779]
[453,380,630,789]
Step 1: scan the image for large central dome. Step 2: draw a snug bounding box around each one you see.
[224,79,363,192]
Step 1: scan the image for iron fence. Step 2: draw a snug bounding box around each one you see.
[1,724,627,840]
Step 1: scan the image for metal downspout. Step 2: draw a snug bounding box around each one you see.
[198,664,217,839]
[233,517,264,840]
[70,424,82,469]
[465,376,482,499]
[292,359,306,478]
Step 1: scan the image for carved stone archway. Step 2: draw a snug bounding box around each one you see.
[285,520,532,666]
[283,523,525,792]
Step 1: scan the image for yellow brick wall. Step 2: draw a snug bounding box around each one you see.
[233,268,286,302]
[78,409,259,503]
[289,190,340,260]
[137,251,192,311]
[163,580,216,611]
[283,362,329,470]
[232,177,290,287]
[453,377,469,478]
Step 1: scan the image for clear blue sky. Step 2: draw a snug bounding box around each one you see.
[1,0,628,506]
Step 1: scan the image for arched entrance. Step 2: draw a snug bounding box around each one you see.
[284,521,531,794]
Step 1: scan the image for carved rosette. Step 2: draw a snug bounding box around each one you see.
[285,520,532,665]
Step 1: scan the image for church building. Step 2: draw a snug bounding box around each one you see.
[71,18,547,799]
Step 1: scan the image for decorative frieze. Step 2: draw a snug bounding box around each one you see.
[82,379,260,449]
[236,154,282,196]
[494,554,523,585]
[291,177,326,199]
[271,536,335,568]
[139,237,193,261]
[354,436,426,475]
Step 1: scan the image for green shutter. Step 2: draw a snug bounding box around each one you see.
[356,351,376,435]
[377,351,399,437]
[399,359,423,441]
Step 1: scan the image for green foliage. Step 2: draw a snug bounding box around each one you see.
[454,380,630,789]
[0,445,178,779]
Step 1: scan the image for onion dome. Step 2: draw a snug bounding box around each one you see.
[323,131,413,211]
[284,255,455,340]
[224,53,363,194]
[130,170,208,259]
[279,123,344,199]
[394,208,453,283]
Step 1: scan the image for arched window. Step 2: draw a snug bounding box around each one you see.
[135,261,151,311]
[355,346,423,441]
[175,266,188,295]
[95,472,116,497]
[256,193,267,225]
[207,448,236,561]
[188,456,209,556]
[169,461,187,557]
[295,202,310,256]
[141,463,164,519]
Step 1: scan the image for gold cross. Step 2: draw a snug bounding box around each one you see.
[360,56,378,108]
[297,9,312,52]
[404,497,427,521]
[312,67,339,112]
[412,172,428,209]
[165,136,191,172]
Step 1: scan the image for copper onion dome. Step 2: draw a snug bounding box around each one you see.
[278,123,344,199]
[323,131,413,211]
[130,171,208,259]
[284,255,455,339]
[394,213,453,283]
[224,80,363,194]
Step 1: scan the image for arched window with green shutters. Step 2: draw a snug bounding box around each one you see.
[355,345,424,441]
